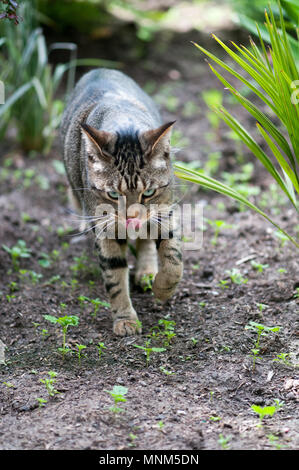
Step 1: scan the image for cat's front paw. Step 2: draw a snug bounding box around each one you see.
[113,315,142,336]
[152,272,179,302]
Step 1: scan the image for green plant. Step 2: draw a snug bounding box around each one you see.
[218,433,231,450]
[293,287,299,298]
[2,239,32,271]
[175,1,299,249]
[0,0,20,23]
[230,0,299,61]
[218,279,229,289]
[156,420,164,431]
[206,219,233,245]
[140,273,154,292]
[251,260,269,273]
[251,399,284,426]
[256,302,269,314]
[157,318,176,346]
[225,268,248,285]
[159,366,175,376]
[96,342,106,361]
[267,433,286,449]
[133,340,166,366]
[105,385,128,414]
[89,298,110,318]
[78,295,90,310]
[202,88,223,133]
[36,397,47,408]
[76,344,87,364]
[39,370,59,397]
[0,1,112,151]
[273,352,293,366]
[43,314,79,357]
[245,321,281,369]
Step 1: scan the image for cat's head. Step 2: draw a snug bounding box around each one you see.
[80,121,175,238]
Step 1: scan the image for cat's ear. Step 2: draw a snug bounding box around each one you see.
[141,121,175,155]
[80,122,113,162]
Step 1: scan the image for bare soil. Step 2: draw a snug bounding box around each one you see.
[0,25,298,452]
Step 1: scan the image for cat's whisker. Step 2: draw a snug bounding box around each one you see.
[68,214,115,238]
[94,219,117,241]
[150,216,171,231]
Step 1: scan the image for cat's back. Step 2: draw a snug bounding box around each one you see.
[61,68,160,141]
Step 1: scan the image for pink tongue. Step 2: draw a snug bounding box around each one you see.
[126,218,141,229]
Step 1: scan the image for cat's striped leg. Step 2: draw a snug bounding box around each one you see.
[96,238,141,336]
[152,236,183,302]
[135,238,158,289]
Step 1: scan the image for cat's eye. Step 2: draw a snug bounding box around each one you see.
[143,188,156,198]
[107,190,120,199]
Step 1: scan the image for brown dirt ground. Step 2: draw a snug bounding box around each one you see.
[0,23,298,452]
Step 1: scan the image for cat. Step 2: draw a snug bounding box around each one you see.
[60,68,183,336]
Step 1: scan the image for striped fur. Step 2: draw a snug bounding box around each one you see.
[60,69,183,336]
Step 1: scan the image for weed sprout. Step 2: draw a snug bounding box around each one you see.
[44,314,79,358]
[105,385,128,413]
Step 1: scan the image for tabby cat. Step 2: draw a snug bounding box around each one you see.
[60,69,183,336]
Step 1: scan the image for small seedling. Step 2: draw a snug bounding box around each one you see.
[273,353,292,367]
[251,399,284,427]
[96,342,107,361]
[71,279,79,291]
[140,273,154,292]
[105,385,128,413]
[218,279,229,289]
[267,433,286,450]
[9,281,18,292]
[218,433,231,450]
[245,321,281,370]
[2,239,32,271]
[128,433,138,447]
[38,252,52,268]
[19,269,43,285]
[41,328,49,338]
[158,318,176,346]
[251,260,269,273]
[44,314,79,357]
[293,287,299,299]
[274,230,289,247]
[133,340,166,366]
[256,303,268,313]
[44,275,61,286]
[277,268,287,274]
[157,420,164,431]
[89,298,110,317]
[210,415,221,422]
[3,382,15,388]
[159,366,175,375]
[36,397,47,408]
[78,295,90,310]
[206,219,233,245]
[225,268,248,285]
[39,371,59,397]
[76,344,87,364]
